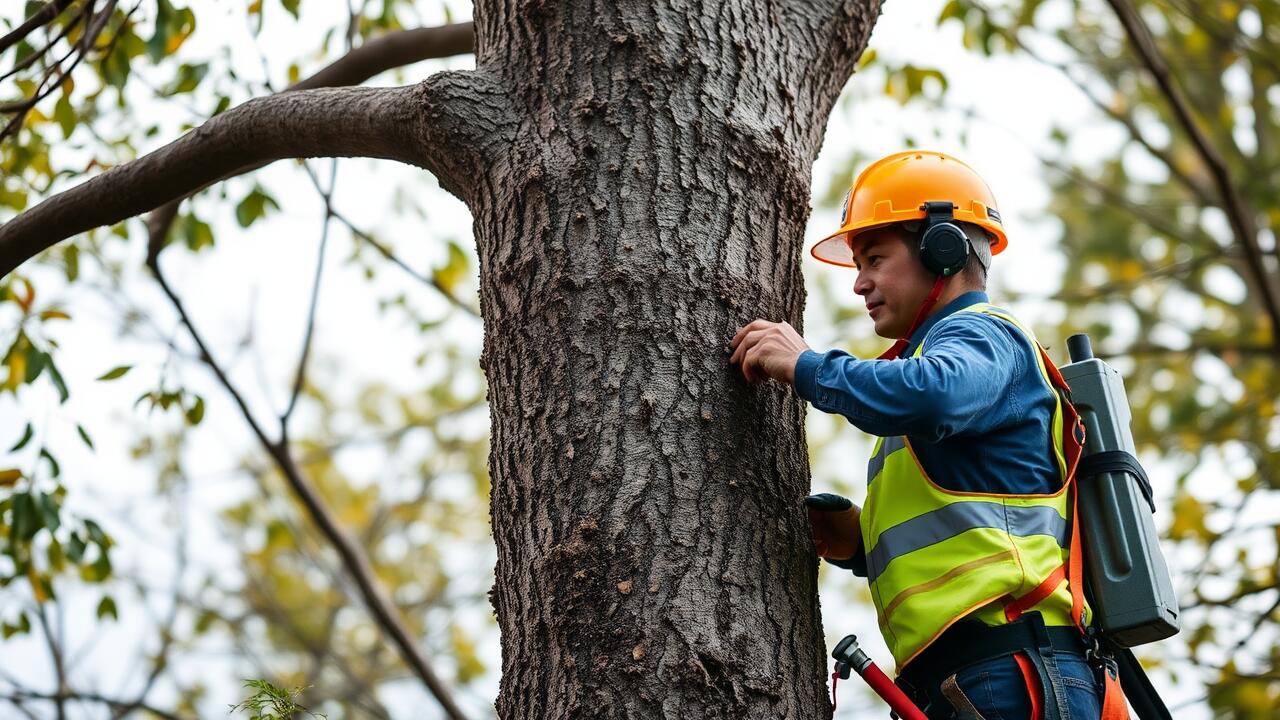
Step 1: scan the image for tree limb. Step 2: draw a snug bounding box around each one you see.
[293,22,473,91]
[1,71,507,278]
[1103,0,1280,353]
[146,21,475,248]
[0,0,75,56]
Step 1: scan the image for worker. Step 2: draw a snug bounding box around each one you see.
[729,151,1119,720]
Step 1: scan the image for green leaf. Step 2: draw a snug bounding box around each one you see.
[2,612,30,639]
[12,491,41,541]
[166,62,209,95]
[147,0,174,62]
[66,533,86,563]
[280,0,302,18]
[82,550,111,583]
[39,448,60,479]
[185,395,204,425]
[46,539,65,571]
[235,186,279,228]
[96,595,118,621]
[36,491,60,533]
[42,352,69,403]
[181,214,214,252]
[22,345,45,384]
[9,423,33,452]
[63,244,79,282]
[84,519,109,546]
[96,365,132,381]
[53,94,76,139]
[76,424,94,450]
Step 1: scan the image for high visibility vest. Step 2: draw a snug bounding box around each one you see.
[861,303,1090,671]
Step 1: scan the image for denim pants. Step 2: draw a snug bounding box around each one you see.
[937,651,1104,720]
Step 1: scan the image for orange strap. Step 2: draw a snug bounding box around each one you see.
[1100,659,1129,720]
[1009,344,1131,718]
[1014,652,1045,720]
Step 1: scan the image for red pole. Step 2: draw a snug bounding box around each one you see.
[831,634,928,720]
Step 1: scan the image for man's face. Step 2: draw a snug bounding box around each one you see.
[849,225,936,339]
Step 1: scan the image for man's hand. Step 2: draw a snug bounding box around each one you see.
[729,319,811,385]
[804,493,862,561]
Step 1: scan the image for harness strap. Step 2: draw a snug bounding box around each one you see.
[878,277,946,360]
[1078,450,1156,514]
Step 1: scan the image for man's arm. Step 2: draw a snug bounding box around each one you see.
[792,315,1023,441]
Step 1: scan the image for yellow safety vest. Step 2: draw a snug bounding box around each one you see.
[860,303,1090,671]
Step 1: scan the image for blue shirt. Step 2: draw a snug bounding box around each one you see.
[794,291,1061,495]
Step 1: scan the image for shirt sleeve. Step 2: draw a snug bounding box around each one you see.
[793,313,1026,442]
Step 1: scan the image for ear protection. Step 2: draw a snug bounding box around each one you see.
[918,201,969,277]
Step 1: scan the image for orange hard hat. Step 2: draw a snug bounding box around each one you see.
[811,150,1008,267]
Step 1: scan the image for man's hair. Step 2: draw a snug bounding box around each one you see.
[896,220,991,290]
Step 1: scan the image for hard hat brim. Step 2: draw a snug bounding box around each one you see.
[810,214,1008,268]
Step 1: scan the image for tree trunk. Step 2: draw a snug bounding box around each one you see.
[470,2,880,717]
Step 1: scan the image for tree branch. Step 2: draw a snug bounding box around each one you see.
[0,0,75,56]
[1103,0,1280,353]
[293,22,474,90]
[1,689,187,720]
[146,252,471,720]
[146,21,475,248]
[1,71,505,278]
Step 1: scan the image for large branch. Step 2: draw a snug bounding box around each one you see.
[1104,0,1280,353]
[144,22,475,246]
[0,72,507,278]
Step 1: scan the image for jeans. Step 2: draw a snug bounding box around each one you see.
[939,652,1104,720]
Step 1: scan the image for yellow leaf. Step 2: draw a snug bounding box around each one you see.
[28,566,48,603]
[6,352,26,391]
[38,309,70,321]
[0,468,21,486]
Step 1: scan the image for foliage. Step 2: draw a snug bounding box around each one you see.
[229,678,326,720]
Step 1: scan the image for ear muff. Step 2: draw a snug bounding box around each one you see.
[918,201,969,277]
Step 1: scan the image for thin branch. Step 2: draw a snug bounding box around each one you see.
[296,160,481,318]
[0,0,90,84]
[0,0,76,56]
[146,253,471,720]
[32,603,67,720]
[1103,0,1280,353]
[146,21,475,247]
[963,1,1215,208]
[282,159,337,429]
[0,689,187,720]
[0,1,117,145]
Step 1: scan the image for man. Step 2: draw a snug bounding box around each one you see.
[729,151,1117,720]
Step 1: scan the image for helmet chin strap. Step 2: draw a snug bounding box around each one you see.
[877,276,947,361]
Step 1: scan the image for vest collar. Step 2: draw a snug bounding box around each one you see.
[903,290,989,357]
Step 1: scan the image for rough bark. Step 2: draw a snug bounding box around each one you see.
[469,2,879,718]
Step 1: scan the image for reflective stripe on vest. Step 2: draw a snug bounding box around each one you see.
[860,303,1089,671]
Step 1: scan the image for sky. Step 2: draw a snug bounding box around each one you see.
[0,0,1248,717]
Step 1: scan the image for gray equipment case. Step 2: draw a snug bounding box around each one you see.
[1059,334,1180,648]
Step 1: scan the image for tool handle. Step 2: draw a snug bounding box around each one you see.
[859,662,928,720]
